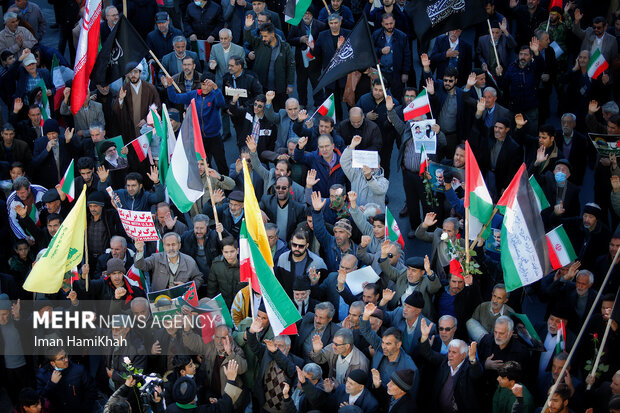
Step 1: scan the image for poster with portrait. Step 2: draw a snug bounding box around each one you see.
[485,227,502,253]
[428,161,464,192]
[95,136,127,165]
[411,119,437,154]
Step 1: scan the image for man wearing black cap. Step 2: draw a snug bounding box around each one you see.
[113,63,161,141]
[379,243,440,316]
[164,72,227,174]
[553,202,611,270]
[32,120,80,189]
[0,123,32,172]
[535,307,575,377]
[205,190,245,239]
[86,191,125,265]
[146,12,183,60]
[537,158,581,221]
[328,368,378,412]
[370,367,416,413]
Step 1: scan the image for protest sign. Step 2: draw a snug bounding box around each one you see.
[411,119,437,154]
[352,150,379,168]
[118,208,159,241]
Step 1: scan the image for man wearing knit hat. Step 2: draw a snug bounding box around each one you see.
[381,291,436,357]
[557,202,611,270]
[329,368,379,412]
[32,120,80,189]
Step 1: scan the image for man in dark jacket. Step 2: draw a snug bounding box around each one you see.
[336,107,383,151]
[416,318,482,413]
[259,176,306,242]
[183,0,223,41]
[243,18,295,110]
[222,56,263,111]
[32,119,81,189]
[555,113,588,186]
[36,348,97,412]
[100,171,165,212]
[429,30,473,87]
[146,12,184,60]
[293,135,347,198]
[181,214,221,279]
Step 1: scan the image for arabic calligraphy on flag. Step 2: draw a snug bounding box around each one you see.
[118,208,159,241]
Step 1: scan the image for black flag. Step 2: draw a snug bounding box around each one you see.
[407,0,486,43]
[313,15,378,94]
[90,15,150,85]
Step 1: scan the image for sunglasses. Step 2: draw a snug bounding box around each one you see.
[291,242,306,249]
[387,253,394,259]
[275,186,289,190]
[438,326,453,332]
[254,103,264,108]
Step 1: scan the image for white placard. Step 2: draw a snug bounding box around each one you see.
[411,119,437,154]
[351,150,379,169]
[345,266,380,295]
[118,208,159,241]
[225,86,248,97]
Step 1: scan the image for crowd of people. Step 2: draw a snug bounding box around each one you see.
[0,0,620,412]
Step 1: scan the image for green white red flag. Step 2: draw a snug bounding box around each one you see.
[128,131,152,162]
[465,141,493,241]
[37,79,51,121]
[496,164,550,291]
[385,207,405,249]
[546,225,577,270]
[419,144,429,176]
[71,0,101,114]
[555,319,566,354]
[315,93,336,123]
[126,265,147,291]
[587,48,608,79]
[59,159,75,202]
[404,88,431,121]
[240,220,301,336]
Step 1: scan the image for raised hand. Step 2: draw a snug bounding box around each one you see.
[381,288,396,304]
[296,365,306,383]
[420,318,434,339]
[264,339,277,353]
[312,334,323,352]
[164,212,177,229]
[425,77,434,95]
[511,383,523,397]
[306,169,320,188]
[380,239,391,258]
[347,190,357,208]
[466,72,477,88]
[514,113,527,128]
[535,145,548,165]
[589,100,600,114]
[245,14,255,27]
[337,269,347,289]
[529,37,539,55]
[266,90,276,103]
[420,53,431,68]
[212,188,225,204]
[14,204,27,219]
[499,17,508,33]
[298,136,308,149]
[362,302,377,320]
[147,165,160,183]
[118,87,127,101]
[297,109,309,122]
[323,378,335,393]
[574,8,583,22]
[476,97,486,114]
[424,255,432,274]
[611,175,620,192]
[223,359,239,381]
[13,97,24,114]
[371,369,381,388]
[422,212,437,228]
[114,287,127,300]
[135,240,145,253]
[360,235,371,248]
[249,317,264,333]
[468,341,477,361]
[350,135,362,149]
[223,335,232,355]
[385,95,394,111]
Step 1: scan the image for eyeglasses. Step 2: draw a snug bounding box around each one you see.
[438,326,453,332]
[275,186,289,190]
[332,342,346,347]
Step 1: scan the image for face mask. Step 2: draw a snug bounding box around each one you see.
[554,171,567,184]
[54,366,65,371]
[194,0,202,5]
[185,373,194,378]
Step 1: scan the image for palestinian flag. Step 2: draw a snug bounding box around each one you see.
[555,319,566,354]
[128,131,152,162]
[165,102,204,212]
[385,207,405,249]
[126,265,147,291]
[38,79,51,121]
[315,93,336,122]
[51,54,74,110]
[587,48,608,79]
[546,225,577,270]
[419,144,429,176]
[496,164,550,292]
[240,220,301,336]
[404,88,431,121]
[465,141,493,241]
[189,100,207,161]
[59,159,75,202]
[529,175,550,212]
[284,0,312,25]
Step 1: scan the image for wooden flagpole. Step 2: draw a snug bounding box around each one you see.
[487,20,501,70]
[321,0,331,15]
[375,64,389,101]
[149,50,182,93]
[206,173,222,240]
[469,207,499,250]
[586,288,619,389]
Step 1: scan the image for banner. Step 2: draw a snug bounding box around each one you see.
[118,208,159,241]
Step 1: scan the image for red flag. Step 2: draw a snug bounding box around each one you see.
[71,0,102,114]
[182,281,199,307]
[548,0,562,11]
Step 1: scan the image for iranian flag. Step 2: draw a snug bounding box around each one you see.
[128,131,152,162]
[51,54,73,110]
[302,33,315,68]
[284,0,313,25]
[37,79,51,121]
[385,207,405,249]
[240,220,301,336]
[465,141,493,241]
[404,88,431,121]
[126,265,147,291]
[315,93,336,122]
[546,225,577,270]
[59,159,75,202]
[555,320,566,354]
[419,144,429,176]
[496,164,550,292]
[165,103,205,212]
[71,0,102,114]
[587,48,608,79]
[191,39,212,63]
[189,99,207,161]
[529,175,550,212]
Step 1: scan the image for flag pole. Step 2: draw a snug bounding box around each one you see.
[206,174,222,240]
[545,14,551,32]
[469,207,499,250]
[149,50,182,93]
[586,288,619,389]
[123,0,127,17]
[376,64,388,101]
[84,226,89,292]
[542,245,620,412]
[321,0,331,15]
[465,207,470,266]
[248,280,255,319]
[487,20,501,71]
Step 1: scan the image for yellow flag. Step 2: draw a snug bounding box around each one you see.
[242,159,273,267]
[23,185,87,293]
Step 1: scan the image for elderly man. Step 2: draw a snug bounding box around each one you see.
[265,91,302,152]
[161,36,202,77]
[146,12,183,60]
[416,213,463,279]
[478,87,512,135]
[294,302,340,362]
[182,323,247,409]
[94,235,134,278]
[416,318,482,412]
[336,107,383,151]
[310,327,369,384]
[341,135,389,208]
[134,233,204,291]
[209,28,245,88]
[0,12,37,56]
[100,6,120,42]
[59,87,105,139]
[8,0,46,41]
[328,369,379,412]
[154,201,188,237]
[467,283,514,341]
